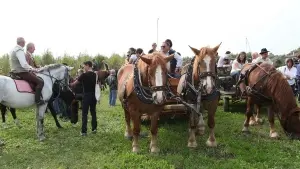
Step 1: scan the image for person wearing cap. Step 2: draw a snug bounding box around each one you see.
[148,43,157,54]
[277,58,297,95]
[217,51,231,68]
[252,48,273,65]
[161,39,182,78]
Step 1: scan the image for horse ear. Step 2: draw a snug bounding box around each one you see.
[189,46,200,55]
[164,54,175,62]
[140,55,152,65]
[212,42,222,53]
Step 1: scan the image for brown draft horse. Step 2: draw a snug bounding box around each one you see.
[240,63,300,139]
[177,43,221,148]
[117,52,174,153]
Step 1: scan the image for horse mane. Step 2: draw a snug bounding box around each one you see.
[38,64,63,72]
[264,64,298,116]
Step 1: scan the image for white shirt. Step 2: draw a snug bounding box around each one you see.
[230,59,248,74]
[277,66,297,85]
[10,45,33,70]
[129,54,137,63]
[252,55,273,65]
[217,54,230,67]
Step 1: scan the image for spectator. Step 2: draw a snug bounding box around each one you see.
[106,69,118,107]
[217,51,231,67]
[148,43,157,54]
[277,58,297,96]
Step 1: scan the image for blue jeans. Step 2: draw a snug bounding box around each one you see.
[109,89,117,106]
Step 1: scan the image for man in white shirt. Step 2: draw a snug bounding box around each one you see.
[277,58,297,95]
[9,37,45,105]
[128,48,137,64]
[217,51,231,67]
[161,39,182,78]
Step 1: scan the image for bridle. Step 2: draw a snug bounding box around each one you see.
[37,66,72,96]
[133,58,168,104]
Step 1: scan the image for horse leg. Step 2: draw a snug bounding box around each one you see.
[187,109,198,148]
[150,112,160,153]
[255,104,264,124]
[249,104,258,126]
[242,97,253,133]
[268,106,279,138]
[124,109,133,139]
[131,112,141,153]
[206,100,218,147]
[1,104,8,128]
[48,103,62,128]
[196,108,205,136]
[70,100,79,125]
[36,104,47,141]
[10,108,21,128]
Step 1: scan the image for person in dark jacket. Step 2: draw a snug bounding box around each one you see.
[71,61,99,136]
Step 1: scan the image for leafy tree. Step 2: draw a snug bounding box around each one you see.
[41,49,55,65]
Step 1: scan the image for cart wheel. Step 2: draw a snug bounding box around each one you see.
[223,97,229,112]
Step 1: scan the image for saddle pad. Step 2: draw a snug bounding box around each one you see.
[13,80,34,93]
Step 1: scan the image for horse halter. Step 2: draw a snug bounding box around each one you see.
[133,58,169,104]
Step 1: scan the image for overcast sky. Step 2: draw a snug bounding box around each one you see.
[0,0,299,57]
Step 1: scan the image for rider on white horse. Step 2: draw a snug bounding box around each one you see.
[9,37,45,105]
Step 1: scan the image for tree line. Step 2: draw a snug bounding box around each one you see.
[0,47,299,76]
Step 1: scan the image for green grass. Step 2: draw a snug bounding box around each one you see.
[1,91,300,169]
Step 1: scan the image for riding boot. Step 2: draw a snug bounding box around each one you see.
[35,87,45,105]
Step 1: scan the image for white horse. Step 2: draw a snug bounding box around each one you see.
[0,64,73,141]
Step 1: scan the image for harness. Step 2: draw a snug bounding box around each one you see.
[132,58,168,104]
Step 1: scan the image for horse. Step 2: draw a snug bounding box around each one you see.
[177,43,221,148]
[0,81,75,129]
[118,52,174,153]
[239,63,300,139]
[0,64,73,141]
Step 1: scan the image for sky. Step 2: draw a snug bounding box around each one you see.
[0,0,299,58]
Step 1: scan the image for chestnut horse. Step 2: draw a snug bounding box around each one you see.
[240,63,300,139]
[118,52,174,153]
[177,44,221,148]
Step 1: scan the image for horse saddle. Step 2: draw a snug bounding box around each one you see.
[9,72,36,93]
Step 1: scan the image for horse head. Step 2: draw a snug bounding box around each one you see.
[189,43,221,94]
[138,52,174,105]
[37,64,74,92]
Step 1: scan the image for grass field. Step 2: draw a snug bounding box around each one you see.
[1,91,300,169]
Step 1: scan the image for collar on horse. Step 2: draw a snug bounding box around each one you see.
[240,63,276,102]
[133,58,168,104]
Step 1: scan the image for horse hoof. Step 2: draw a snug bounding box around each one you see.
[132,146,140,153]
[187,141,198,148]
[2,123,8,129]
[150,146,160,153]
[256,118,264,125]
[206,140,217,147]
[39,136,46,142]
[242,127,250,134]
[249,120,257,126]
[270,132,279,139]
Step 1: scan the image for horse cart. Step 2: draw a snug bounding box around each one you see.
[216,67,246,112]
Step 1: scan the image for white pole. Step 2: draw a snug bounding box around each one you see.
[157,18,159,45]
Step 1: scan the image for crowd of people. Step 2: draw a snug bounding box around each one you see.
[217,47,300,100]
